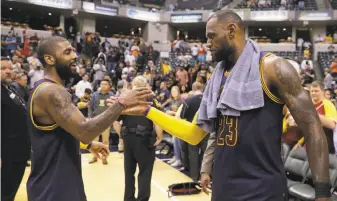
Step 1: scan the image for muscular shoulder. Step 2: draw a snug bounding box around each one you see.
[262,54,301,90]
[34,83,72,111]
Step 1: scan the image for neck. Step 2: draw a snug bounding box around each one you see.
[313,98,323,104]
[44,67,65,86]
[226,38,247,69]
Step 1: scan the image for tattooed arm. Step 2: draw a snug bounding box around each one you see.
[265,57,330,189]
[40,84,123,144]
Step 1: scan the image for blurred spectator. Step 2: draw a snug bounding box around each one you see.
[77,88,92,117]
[93,58,107,90]
[27,64,44,89]
[75,73,93,99]
[29,33,40,52]
[175,66,189,87]
[11,73,29,102]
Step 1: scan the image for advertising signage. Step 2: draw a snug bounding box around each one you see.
[127,8,160,22]
[28,0,73,9]
[250,11,288,21]
[297,11,332,21]
[95,4,118,15]
[171,13,203,23]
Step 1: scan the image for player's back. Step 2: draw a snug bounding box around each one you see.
[27,79,86,201]
[211,53,287,201]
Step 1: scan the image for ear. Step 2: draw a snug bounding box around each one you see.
[228,24,236,39]
[44,55,55,66]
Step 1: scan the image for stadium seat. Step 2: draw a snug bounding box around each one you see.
[281,142,291,163]
[284,148,309,188]
[289,154,337,201]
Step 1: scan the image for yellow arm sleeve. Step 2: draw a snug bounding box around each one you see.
[146,107,207,145]
[80,142,88,149]
[298,137,304,145]
[282,118,287,133]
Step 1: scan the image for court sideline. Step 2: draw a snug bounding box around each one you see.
[15,153,210,201]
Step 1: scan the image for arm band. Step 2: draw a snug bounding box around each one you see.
[315,182,332,199]
[145,107,207,145]
[80,142,92,150]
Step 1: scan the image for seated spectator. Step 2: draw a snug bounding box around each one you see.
[302,64,315,86]
[157,81,170,104]
[175,66,189,87]
[326,34,333,43]
[293,81,337,154]
[161,60,172,75]
[331,58,337,77]
[77,88,92,117]
[315,34,325,43]
[301,59,313,70]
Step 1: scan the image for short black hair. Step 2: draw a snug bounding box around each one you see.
[100,79,111,86]
[209,9,243,29]
[37,36,68,66]
[84,88,92,94]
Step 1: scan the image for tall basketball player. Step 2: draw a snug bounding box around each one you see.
[27,36,153,201]
[113,10,332,201]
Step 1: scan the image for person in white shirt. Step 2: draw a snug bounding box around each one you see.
[93,59,106,89]
[301,59,313,71]
[28,65,44,89]
[191,45,199,60]
[122,63,135,74]
[75,73,92,98]
[124,50,136,64]
[297,38,304,51]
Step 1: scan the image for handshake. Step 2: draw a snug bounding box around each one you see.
[106,87,154,116]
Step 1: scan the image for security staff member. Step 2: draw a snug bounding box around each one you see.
[114,76,163,201]
[1,57,30,201]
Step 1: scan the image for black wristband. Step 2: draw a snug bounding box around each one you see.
[315,182,332,199]
[86,143,92,150]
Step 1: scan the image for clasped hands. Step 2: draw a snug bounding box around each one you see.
[106,87,154,116]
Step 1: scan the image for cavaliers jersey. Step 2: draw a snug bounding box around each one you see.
[27,79,86,201]
[211,53,287,201]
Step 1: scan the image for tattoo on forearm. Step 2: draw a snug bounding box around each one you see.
[80,103,124,142]
[48,87,124,142]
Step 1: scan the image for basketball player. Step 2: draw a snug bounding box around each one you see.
[27,36,152,201]
[112,10,332,201]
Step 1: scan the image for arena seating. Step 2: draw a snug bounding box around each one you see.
[281,142,291,163]
[176,0,219,10]
[289,154,337,201]
[273,51,301,59]
[235,0,317,10]
[318,51,337,71]
[331,0,337,9]
[284,148,309,188]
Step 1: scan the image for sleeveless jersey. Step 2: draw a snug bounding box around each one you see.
[27,78,86,201]
[211,53,287,201]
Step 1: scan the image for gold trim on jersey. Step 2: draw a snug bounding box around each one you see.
[259,53,284,104]
[30,82,58,131]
